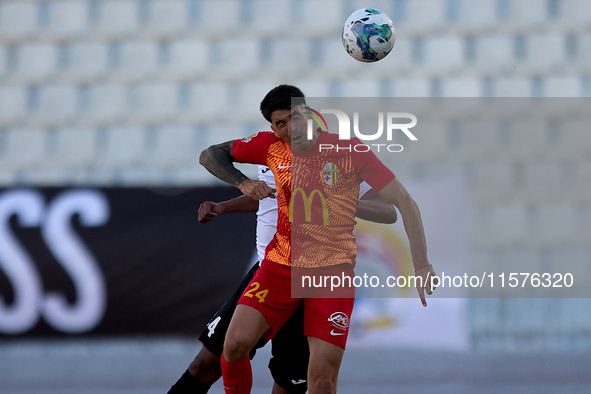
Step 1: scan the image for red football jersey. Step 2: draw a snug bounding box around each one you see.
[233,131,395,268]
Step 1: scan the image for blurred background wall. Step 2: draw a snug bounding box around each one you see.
[1,0,590,354]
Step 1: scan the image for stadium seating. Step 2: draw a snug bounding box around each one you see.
[161,39,209,81]
[457,0,498,32]
[561,0,591,32]
[132,83,178,124]
[475,36,515,73]
[42,1,89,41]
[35,85,78,125]
[15,43,58,83]
[147,0,189,38]
[95,1,139,39]
[0,87,27,126]
[248,0,291,38]
[0,2,37,42]
[109,41,159,82]
[68,42,109,83]
[0,0,590,351]
[84,85,127,124]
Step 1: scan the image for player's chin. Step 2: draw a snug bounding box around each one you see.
[291,135,309,151]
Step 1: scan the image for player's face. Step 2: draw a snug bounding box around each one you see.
[270,106,319,152]
[270,108,293,146]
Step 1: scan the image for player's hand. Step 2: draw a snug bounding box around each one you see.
[198,201,224,223]
[238,179,275,200]
[414,264,438,307]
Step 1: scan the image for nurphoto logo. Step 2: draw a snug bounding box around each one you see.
[304,107,418,153]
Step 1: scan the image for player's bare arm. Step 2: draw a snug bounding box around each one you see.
[378,178,438,307]
[199,140,274,200]
[356,189,397,224]
[198,196,260,223]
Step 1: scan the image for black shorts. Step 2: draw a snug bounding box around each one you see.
[199,263,309,394]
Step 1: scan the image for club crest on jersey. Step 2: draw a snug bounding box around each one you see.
[241,132,259,143]
[328,312,349,329]
[321,162,339,186]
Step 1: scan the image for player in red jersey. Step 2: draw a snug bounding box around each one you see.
[199,85,437,394]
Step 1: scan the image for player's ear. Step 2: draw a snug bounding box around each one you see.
[270,123,278,136]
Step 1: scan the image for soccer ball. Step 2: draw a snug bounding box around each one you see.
[342,8,396,62]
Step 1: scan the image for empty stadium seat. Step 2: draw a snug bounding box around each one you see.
[522,163,562,203]
[486,205,529,247]
[179,82,229,123]
[197,1,241,38]
[43,1,88,40]
[532,205,577,246]
[457,0,497,32]
[0,2,37,42]
[0,87,27,126]
[572,162,591,203]
[292,80,330,98]
[15,44,58,83]
[442,77,480,97]
[0,129,46,170]
[501,121,550,161]
[453,121,501,162]
[230,81,276,123]
[312,39,363,79]
[217,39,261,81]
[162,39,209,80]
[505,0,547,32]
[266,39,311,78]
[495,78,531,96]
[524,34,566,73]
[545,77,581,97]
[0,46,5,76]
[68,42,109,83]
[293,0,342,38]
[85,85,127,124]
[38,128,97,171]
[392,78,430,97]
[422,37,464,74]
[399,0,446,36]
[95,1,139,39]
[475,36,515,73]
[470,162,513,192]
[133,83,178,123]
[150,126,198,168]
[552,121,591,160]
[349,0,395,18]
[248,0,291,38]
[559,0,591,32]
[99,127,146,169]
[35,85,77,125]
[578,33,591,70]
[341,79,382,97]
[148,0,188,37]
[111,41,158,82]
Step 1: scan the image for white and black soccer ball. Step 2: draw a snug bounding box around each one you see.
[342,8,396,62]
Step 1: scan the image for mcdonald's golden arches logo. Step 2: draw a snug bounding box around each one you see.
[289,188,330,226]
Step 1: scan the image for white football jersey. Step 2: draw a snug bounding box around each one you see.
[255,165,374,262]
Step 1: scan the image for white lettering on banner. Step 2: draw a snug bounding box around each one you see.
[0,190,45,334]
[0,189,110,335]
[314,110,418,142]
[41,190,109,334]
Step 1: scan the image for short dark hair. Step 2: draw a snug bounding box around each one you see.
[260,84,306,123]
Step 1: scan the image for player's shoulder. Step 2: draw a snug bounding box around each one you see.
[239,131,276,144]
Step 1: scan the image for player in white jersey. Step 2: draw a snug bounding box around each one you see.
[168,165,396,394]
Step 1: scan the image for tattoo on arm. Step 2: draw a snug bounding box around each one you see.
[199,140,247,187]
